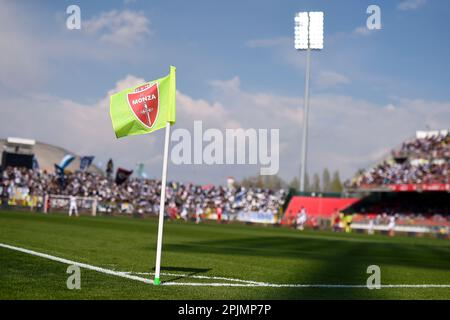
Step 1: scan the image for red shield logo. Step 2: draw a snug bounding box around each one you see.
[127,83,159,128]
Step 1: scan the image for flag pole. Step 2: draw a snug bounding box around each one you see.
[154,121,171,285]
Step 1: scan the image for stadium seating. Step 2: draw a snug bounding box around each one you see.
[0,166,286,220]
[346,130,449,189]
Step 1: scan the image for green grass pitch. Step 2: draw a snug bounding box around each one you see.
[0,210,449,299]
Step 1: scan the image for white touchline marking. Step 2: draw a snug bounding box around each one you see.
[122,272,450,288]
[1,242,450,289]
[0,243,153,285]
[161,282,450,288]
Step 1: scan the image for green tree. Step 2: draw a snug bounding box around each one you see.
[289,177,300,190]
[240,174,287,190]
[322,168,331,193]
[330,170,343,193]
[311,173,321,192]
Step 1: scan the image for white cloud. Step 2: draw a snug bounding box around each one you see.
[210,76,241,92]
[353,26,372,36]
[398,0,427,11]
[315,71,350,88]
[176,91,241,129]
[0,2,154,92]
[83,10,151,47]
[385,103,397,111]
[205,77,450,182]
[1,74,450,184]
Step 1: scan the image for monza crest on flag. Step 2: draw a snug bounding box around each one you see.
[110,66,175,138]
[127,83,159,128]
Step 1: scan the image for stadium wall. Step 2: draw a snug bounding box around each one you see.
[284,196,359,221]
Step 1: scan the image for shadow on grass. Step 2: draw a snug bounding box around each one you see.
[162,239,376,299]
[163,235,450,272]
[153,266,212,283]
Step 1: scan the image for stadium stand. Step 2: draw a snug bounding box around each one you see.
[346,130,449,190]
[1,137,36,169]
[1,133,448,237]
[0,166,286,222]
[342,130,449,236]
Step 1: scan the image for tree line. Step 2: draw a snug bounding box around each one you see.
[239,168,343,193]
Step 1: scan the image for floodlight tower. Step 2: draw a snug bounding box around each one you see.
[294,11,324,192]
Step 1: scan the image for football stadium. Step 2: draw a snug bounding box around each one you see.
[1,130,449,300]
[1,0,450,306]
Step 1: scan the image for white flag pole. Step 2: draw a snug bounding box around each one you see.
[154,121,171,285]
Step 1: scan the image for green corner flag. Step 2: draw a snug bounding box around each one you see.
[110,66,176,138]
[109,66,177,286]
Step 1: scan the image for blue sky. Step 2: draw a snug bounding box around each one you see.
[21,0,450,102]
[1,0,449,184]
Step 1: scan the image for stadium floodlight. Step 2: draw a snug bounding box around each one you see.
[308,12,324,49]
[294,11,324,192]
[294,12,309,50]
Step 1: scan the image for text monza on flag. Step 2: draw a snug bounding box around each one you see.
[127,83,159,128]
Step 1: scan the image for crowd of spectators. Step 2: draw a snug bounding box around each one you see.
[395,132,450,159]
[0,167,286,217]
[347,132,449,188]
[351,160,448,186]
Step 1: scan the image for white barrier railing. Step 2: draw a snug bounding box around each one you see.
[44,194,98,216]
[351,223,431,233]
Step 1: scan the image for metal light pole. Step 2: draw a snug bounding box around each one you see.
[300,47,311,192]
[295,11,323,192]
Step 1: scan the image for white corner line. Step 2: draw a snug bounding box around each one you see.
[0,243,153,285]
[123,271,267,285]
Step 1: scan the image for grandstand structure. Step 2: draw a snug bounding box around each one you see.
[282,131,449,235]
[343,130,450,234]
[0,138,286,222]
[0,137,102,174]
[1,137,36,169]
[346,129,449,192]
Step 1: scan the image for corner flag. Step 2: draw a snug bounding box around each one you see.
[110,66,176,138]
[109,66,177,286]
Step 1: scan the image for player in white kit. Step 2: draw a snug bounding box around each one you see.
[296,207,308,230]
[180,205,188,222]
[69,195,79,217]
[388,215,397,237]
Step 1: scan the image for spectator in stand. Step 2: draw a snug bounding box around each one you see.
[216,206,222,223]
